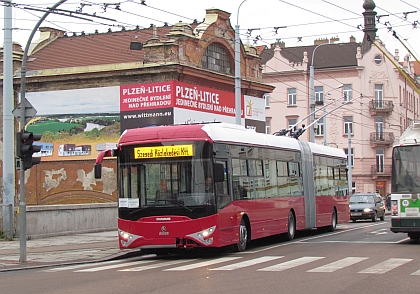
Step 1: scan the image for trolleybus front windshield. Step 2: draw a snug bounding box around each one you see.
[392,145,420,193]
[118,141,217,219]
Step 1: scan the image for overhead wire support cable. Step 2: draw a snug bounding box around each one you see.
[302,94,364,135]
[392,30,420,66]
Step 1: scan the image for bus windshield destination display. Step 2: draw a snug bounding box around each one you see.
[134,145,194,159]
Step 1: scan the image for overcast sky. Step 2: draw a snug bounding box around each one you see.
[1,0,419,59]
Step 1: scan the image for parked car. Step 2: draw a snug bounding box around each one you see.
[349,193,386,222]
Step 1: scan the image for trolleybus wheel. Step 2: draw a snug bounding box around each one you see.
[234,218,248,252]
[287,210,296,241]
[327,209,337,232]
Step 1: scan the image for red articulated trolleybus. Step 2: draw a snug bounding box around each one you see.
[95,123,349,253]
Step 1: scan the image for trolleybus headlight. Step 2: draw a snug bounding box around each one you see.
[119,229,132,241]
[202,227,214,238]
[187,226,216,245]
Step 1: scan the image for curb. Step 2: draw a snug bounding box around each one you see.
[0,248,144,273]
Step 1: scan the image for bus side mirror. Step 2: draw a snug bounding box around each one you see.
[214,163,224,182]
[94,163,102,179]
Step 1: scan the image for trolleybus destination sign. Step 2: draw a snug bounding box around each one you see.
[134,145,194,159]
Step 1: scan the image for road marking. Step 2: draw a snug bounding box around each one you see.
[307,257,368,272]
[303,241,396,244]
[163,257,241,271]
[410,269,420,275]
[258,256,324,272]
[210,256,284,271]
[119,259,193,271]
[42,260,122,272]
[358,258,412,274]
[244,222,389,253]
[75,260,155,272]
[370,229,388,235]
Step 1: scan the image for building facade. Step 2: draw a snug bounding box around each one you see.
[0,8,273,205]
[261,0,419,196]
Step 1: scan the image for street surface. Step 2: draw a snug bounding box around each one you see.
[2,219,419,294]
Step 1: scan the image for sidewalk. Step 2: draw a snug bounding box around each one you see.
[0,231,136,272]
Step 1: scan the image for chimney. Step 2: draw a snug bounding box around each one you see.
[394,49,399,61]
[314,38,328,46]
[349,36,356,43]
[330,36,339,43]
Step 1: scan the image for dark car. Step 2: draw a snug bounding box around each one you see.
[349,193,386,222]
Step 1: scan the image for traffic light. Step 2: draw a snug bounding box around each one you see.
[16,131,42,170]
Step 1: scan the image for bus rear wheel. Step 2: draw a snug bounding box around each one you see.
[287,211,296,241]
[326,209,337,232]
[234,218,248,252]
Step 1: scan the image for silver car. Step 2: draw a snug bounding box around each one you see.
[350,193,386,222]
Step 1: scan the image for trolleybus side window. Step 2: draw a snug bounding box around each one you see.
[288,161,301,196]
[215,160,230,209]
[276,160,290,196]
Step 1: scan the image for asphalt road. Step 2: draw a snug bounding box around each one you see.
[2,219,419,294]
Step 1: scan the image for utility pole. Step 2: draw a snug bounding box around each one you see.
[347,126,352,195]
[2,0,15,240]
[235,0,248,125]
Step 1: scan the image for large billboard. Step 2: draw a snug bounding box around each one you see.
[26,81,265,161]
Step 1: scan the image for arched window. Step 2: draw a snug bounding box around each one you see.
[201,43,232,74]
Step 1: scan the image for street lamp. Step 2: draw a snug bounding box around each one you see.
[17,0,68,263]
[310,43,331,142]
[235,0,248,125]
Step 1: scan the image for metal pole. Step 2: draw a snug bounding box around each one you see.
[235,24,241,125]
[309,65,315,142]
[323,106,327,146]
[348,126,352,195]
[3,0,14,240]
[310,43,332,143]
[18,0,67,263]
[235,0,247,126]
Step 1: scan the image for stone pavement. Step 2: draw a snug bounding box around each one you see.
[0,231,136,272]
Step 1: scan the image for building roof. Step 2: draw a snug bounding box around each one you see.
[260,42,361,70]
[26,24,196,71]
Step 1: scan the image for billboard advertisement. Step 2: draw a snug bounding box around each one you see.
[26,81,265,161]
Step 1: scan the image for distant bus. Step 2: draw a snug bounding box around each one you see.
[390,121,420,239]
[95,123,349,252]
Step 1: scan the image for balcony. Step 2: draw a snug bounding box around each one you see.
[370,132,395,147]
[371,165,392,177]
[368,100,394,115]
